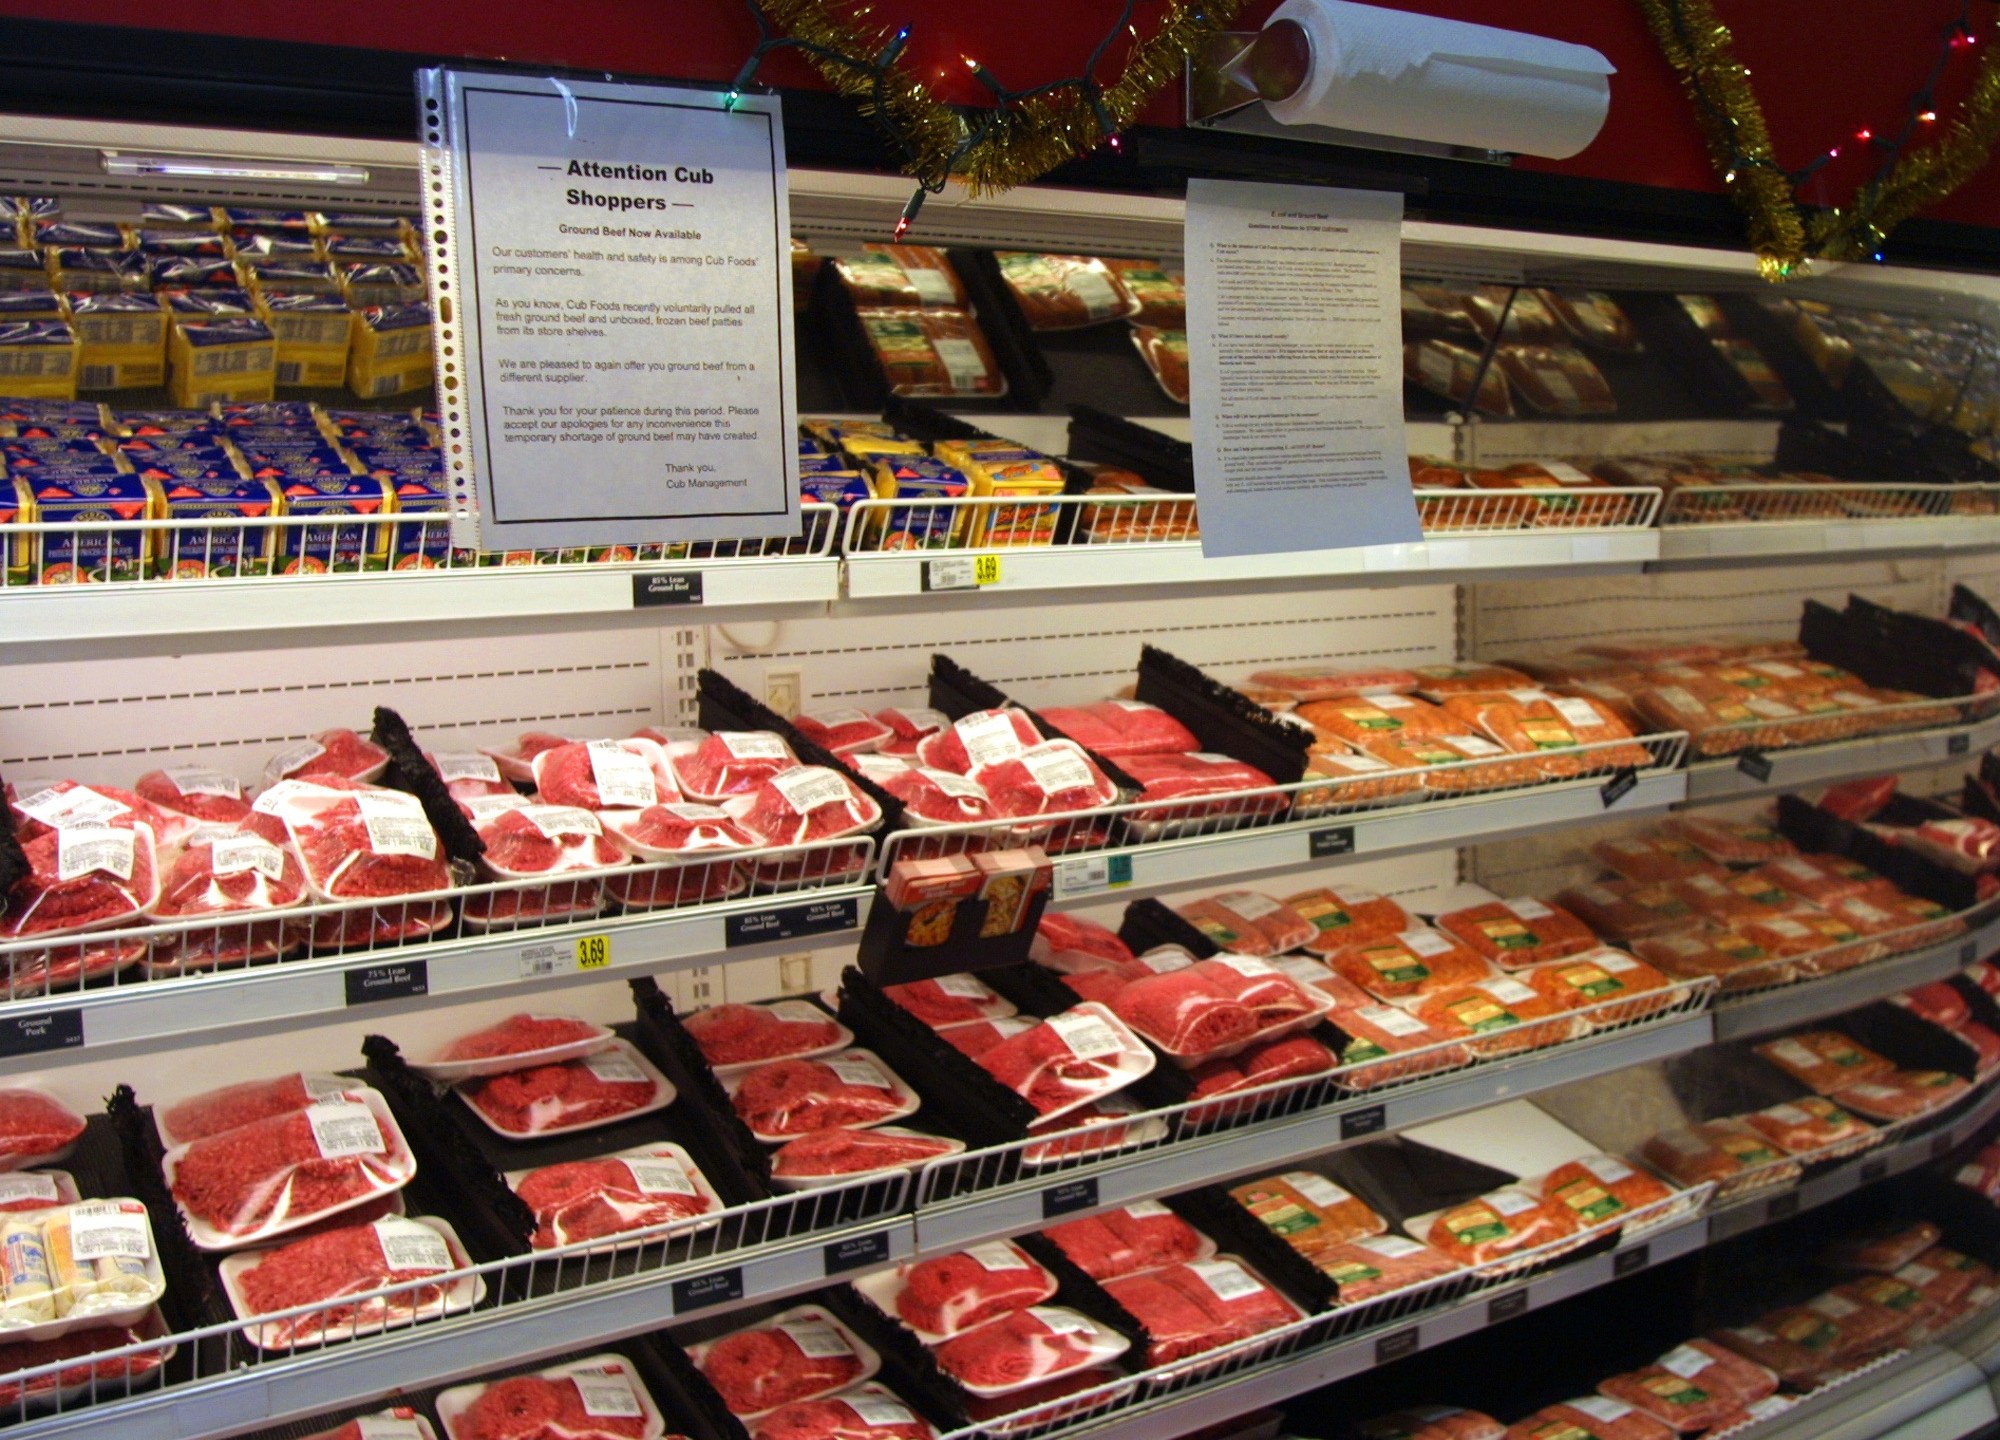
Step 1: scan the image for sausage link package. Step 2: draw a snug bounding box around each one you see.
[993,254,1140,330]
[1539,1154,1675,1225]
[1359,1406,1503,1440]
[1416,1186,1579,1267]
[1555,880,1698,942]
[1286,885,1412,952]
[1174,892,1318,957]
[833,246,969,309]
[859,310,1007,400]
[1504,1398,1676,1440]
[1523,950,1679,1026]
[1754,1032,1897,1093]
[1596,1339,1780,1432]
[1632,928,1783,992]
[1229,1170,1386,1259]
[1323,927,1493,1003]
[1410,976,1581,1059]
[1738,1096,1874,1155]
[1316,976,1472,1089]
[1313,1234,1464,1305]
[1435,898,1598,970]
[1636,1122,1793,1188]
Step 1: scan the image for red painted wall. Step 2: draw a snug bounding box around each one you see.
[4,0,1997,227]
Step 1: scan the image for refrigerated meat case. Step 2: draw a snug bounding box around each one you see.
[3,107,2000,1440]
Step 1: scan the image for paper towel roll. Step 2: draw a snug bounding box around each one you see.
[1262,0,1614,160]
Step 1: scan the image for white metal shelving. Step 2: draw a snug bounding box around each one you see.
[1683,710,2000,802]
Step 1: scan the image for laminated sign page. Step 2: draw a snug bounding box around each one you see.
[426,70,799,547]
[1185,179,1417,557]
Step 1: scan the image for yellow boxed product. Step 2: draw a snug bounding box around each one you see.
[46,248,147,294]
[0,476,30,585]
[258,292,352,387]
[161,288,256,338]
[168,318,277,408]
[66,292,167,390]
[0,289,64,323]
[272,473,394,573]
[152,476,283,578]
[24,472,163,582]
[0,321,80,399]
[964,456,1065,547]
[346,303,433,399]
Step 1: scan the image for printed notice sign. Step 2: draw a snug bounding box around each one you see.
[425,70,798,547]
[1185,179,1417,557]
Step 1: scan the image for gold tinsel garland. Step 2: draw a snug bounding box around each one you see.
[756,0,1241,196]
[1636,0,2000,279]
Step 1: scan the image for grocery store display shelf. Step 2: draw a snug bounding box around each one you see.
[1710,913,2000,1042]
[1721,1349,1997,1440]
[1682,708,2000,803]
[0,883,875,1063]
[1653,512,2000,569]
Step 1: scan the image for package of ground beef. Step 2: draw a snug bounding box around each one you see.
[972,741,1119,821]
[221,1213,480,1349]
[683,1000,850,1073]
[155,1073,359,1149]
[687,1304,879,1415]
[916,710,1044,775]
[163,1089,416,1247]
[724,1050,921,1142]
[1037,701,1198,758]
[427,752,516,803]
[0,1092,86,1172]
[1121,754,1285,838]
[135,766,253,826]
[933,1305,1131,1397]
[746,1383,938,1440]
[852,1239,1057,1339]
[769,1126,965,1189]
[509,1143,722,1251]
[976,1004,1155,1121]
[408,1014,616,1084]
[437,1356,666,1440]
[1044,1201,1214,1282]
[480,732,577,787]
[1110,957,1327,1064]
[883,974,1017,1027]
[530,740,679,813]
[462,802,625,931]
[146,827,308,971]
[1187,1035,1339,1117]
[456,1042,673,1140]
[792,709,894,757]
[1102,1256,1304,1365]
[0,1171,78,1214]
[4,813,161,940]
[254,778,450,911]
[301,1408,439,1440]
[733,767,883,846]
[260,729,390,788]
[856,760,996,827]
[0,1317,174,1414]
[874,708,949,758]
[9,782,184,845]
[672,732,800,801]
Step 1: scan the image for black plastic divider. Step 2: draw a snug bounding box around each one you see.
[805,267,891,413]
[623,979,778,1200]
[819,1278,1011,1429]
[944,250,1053,407]
[0,769,29,897]
[1333,1138,1519,1229]
[1839,1001,1983,1084]
[1952,584,2000,653]
[925,654,1142,798]
[1135,645,1312,786]
[1117,898,1220,959]
[695,668,909,834]
[880,398,992,448]
[1800,596,1997,701]
[1066,405,1196,491]
[1153,1185,1340,1312]
[370,705,484,866]
[631,1326,761,1440]
[1014,1228,1167,1348]
[1775,794,1982,913]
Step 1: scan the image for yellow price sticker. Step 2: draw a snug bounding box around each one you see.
[973,555,1002,587]
[574,934,612,971]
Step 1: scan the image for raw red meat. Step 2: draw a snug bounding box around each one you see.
[975,742,1118,820]
[1102,1257,1302,1364]
[476,808,624,874]
[261,782,450,900]
[264,729,389,786]
[866,764,996,826]
[1503,1399,1674,1440]
[883,975,1012,1026]
[304,1408,433,1440]
[940,1017,1036,1059]
[169,1100,408,1237]
[685,1002,843,1068]
[482,732,576,785]
[1898,982,1972,1029]
[150,830,306,969]
[607,804,760,856]
[136,767,253,825]
[515,1151,714,1249]
[1111,970,1258,1058]
[896,1242,1056,1334]
[0,1091,85,1168]
[158,1074,348,1147]
[455,1371,650,1440]
[735,767,882,846]
[875,707,948,758]
[0,1323,169,1409]
[236,1218,455,1345]
[674,732,799,799]
[442,1015,607,1064]
[1038,701,1198,758]
[1032,913,1133,971]
[5,819,159,937]
[1189,1035,1338,1116]
[11,935,147,994]
[1119,753,1285,828]
[750,1390,935,1440]
[531,741,678,812]
[1358,1408,1503,1440]
[1046,1203,1210,1281]
[916,710,1043,775]
[460,1052,662,1136]
[429,751,517,802]
[976,1007,1145,1116]
[10,781,181,845]
[793,709,894,756]
[933,1307,1112,1392]
[1597,1340,1778,1431]
[770,1127,957,1179]
[695,1313,867,1413]
[728,1055,910,1138]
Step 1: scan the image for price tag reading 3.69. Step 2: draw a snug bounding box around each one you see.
[575,935,613,971]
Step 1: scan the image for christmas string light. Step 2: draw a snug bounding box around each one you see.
[729,0,1240,236]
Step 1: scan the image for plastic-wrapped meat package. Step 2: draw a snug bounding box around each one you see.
[253,781,451,945]
[148,828,308,971]
[1357,1406,1502,1440]
[1812,1284,1930,1360]
[1592,836,1721,885]
[479,731,574,786]
[1555,880,1697,942]
[917,710,1044,775]
[975,1004,1154,1120]
[683,1001,847,1070]
[0,1321,173,1413]
[1297,694,1451,745]
[734,767,883,846]
[228,1215,472,1348]
[1287,886,1411,952]
[511,1143,720,1249]
[303,1409,438,1440]
[725,1051,919,1140]
[1831,1070,1970,1120]
[1950,1021,2000,1080]
[748,1385,937,1440]
[1405,338,1513,414]
[860,763,995,826]
[1321,978,1472,1088]
[932,1305,1130,1396]
[1710,1319,1842,1389]
[1739,1097,1874,1154]
[1522,950,1678,1024]
[1540,1154,1676,1226]
[599,804,758,910]
[1187,1034,1337,1114]
[1230,1170,1385,1258]
[1044,1201,1212,1281]
[164,1092,415,1246]
[1031,912,1133,973]
[1413,976,1578,1058]
[1670,871,1803,926]
[439,1359,663,1440]
[672,732,799,801]
[689,1305,876,1415]
[425,1014,612,1072]
[1597,1340,1779,1431]
[1436,898,1598,970]
[1120,753,1285,832]
[769,1127,961,1185]
[1637,1122,1791,1187]
[1325,928,1492,1002]
[428,752,516,802]
[1037,702,1198,758]
[1733,910,1875,975]
[1828,1222,1942,1273]
[1247,666,1421,703]
[458,1044,670,1138]
[883,974,1015,1027]
[891,1240,1057,1335]
[1176,892,1318,956]
[1898,1247,1993,1312]
[1315,1234,1463,1306]
[1754,854,1880,907]
[135,766,253,826]
[531,740,678,812]
[996,253,1141,329]
[1422,1187,1580,1266]
[0,1171,78,1214]
[4,812,160,941]
[974,742,1118,821]
[792,709,893,756]
[1504,1398,1675,1440]
[1102,1257,1303,1365]
[468,804,625,929]
[1632,928,1782,992]
[875,708,948,758]
[938,1017,1037,1062]
[1665,815,1797,867]
[1755,1032,1897,1093]
[1441,693,1652,775]
[0,1092,85,1171]
[156,1073,356,1148]
[1893,982,1972,1030]
[261,729,390,787]
[1895,816,2000,876]
[1108,958,1321,1063]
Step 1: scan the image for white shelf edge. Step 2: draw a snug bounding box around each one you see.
[1653,517,2000,568]
[1710,917,2000,1043]
[1682,713,2000,803]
